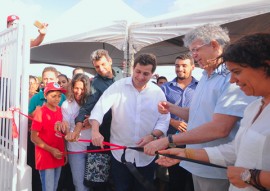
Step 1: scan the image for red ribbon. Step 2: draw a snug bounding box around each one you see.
[11,108,127,153]
[9,107,19,138]
[66,140,126,155]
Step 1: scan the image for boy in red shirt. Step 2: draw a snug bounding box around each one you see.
[31,82,67,191]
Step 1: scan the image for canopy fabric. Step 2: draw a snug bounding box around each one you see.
[30,0,270,71]
[129,0,270,65]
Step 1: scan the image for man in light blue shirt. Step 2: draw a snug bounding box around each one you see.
[144,24,257,191]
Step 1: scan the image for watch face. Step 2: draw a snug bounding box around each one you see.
[241,169,251,182]
[169,143,176,148]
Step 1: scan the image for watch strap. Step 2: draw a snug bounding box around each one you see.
[150,132,158,140]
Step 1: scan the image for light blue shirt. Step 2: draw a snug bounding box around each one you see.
[181,66,257,179]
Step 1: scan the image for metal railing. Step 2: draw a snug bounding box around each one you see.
[0,25,31,191]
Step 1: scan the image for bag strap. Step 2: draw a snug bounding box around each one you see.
[121,148,156,191]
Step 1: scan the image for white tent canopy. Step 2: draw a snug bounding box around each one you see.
[31,0,144,73]
[31,0,270,71]
[129,0,270,65]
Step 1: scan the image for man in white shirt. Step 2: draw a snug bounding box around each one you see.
[90,53,170,191]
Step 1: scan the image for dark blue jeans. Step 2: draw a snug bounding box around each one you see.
[111,156,156,191]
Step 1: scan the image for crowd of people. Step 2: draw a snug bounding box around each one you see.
[1,13,270,191]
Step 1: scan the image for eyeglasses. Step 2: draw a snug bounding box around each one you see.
[189,43,209,55]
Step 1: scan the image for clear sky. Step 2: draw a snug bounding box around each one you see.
[1,0,203,79]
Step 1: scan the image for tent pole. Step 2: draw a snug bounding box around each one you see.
[125,41,133,77]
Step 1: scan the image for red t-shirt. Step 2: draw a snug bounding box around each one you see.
[31,105,65,170]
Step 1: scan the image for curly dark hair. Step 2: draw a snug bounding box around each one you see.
[221,33,270,76]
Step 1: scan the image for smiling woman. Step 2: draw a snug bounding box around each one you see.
[222,33,270,100]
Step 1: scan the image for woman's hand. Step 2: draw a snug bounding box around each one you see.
[227,166,250,188]
[155,148,185,167]
[65,131,80,142]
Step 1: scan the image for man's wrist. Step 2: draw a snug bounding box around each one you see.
[168,134,176,148]
[150,132,158,140]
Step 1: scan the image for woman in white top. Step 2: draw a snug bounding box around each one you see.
[62,73,91,191]
[155,33,270,191]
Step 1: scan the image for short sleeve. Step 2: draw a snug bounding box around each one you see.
[31,106,43,132]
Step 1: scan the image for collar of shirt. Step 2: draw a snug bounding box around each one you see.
[202,63,229,79]
[168,77,198,87]
[38,89,45,101]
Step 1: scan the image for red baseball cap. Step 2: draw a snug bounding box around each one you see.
[44,82,66,95]
[7,15,20,23]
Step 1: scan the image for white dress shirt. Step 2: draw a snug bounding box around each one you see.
[90,77,170,167]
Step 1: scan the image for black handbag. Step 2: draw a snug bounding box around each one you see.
[83,144,111,187]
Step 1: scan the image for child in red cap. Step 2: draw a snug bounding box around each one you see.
[31,82,67,191]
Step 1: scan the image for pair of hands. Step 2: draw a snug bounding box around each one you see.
[65,115,91,142]
[156,148,251,189]
[54,121,69,135]
[90,130,157,149]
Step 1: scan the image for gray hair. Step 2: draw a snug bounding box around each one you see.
[183,24,230,48]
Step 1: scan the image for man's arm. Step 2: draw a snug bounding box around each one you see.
[75,93,100,124]
[144,113,239,155]
[158,101,190,121]
[90,119,104,147]
[30,23,48,47]
[173,113,239,145]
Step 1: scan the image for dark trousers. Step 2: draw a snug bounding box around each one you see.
[111,156,156,191]
[168,164,194,191]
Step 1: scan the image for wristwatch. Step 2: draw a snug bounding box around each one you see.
[168,134,176,148]
[150,132,158,140]
[241,169,251,184]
